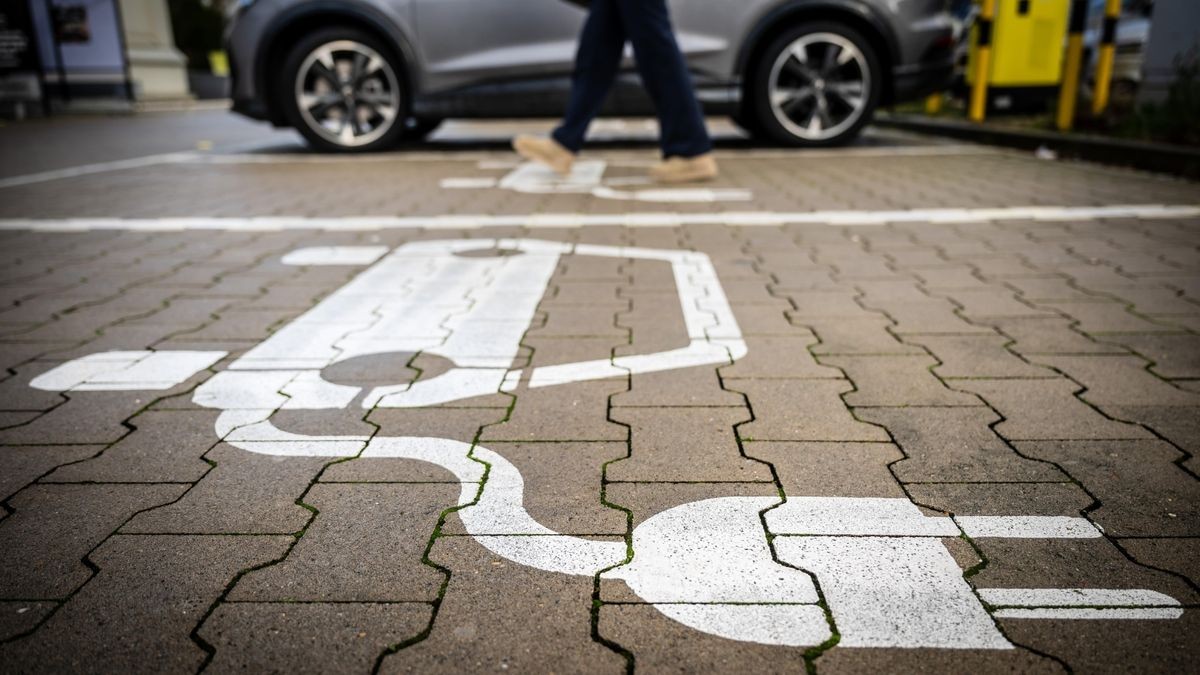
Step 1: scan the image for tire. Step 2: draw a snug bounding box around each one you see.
[750,22,882,147]
[279,27,409,153]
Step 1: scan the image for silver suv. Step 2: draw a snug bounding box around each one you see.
[227,0,956,151]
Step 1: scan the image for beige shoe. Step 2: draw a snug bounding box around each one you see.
[512,135,575,176]
[649,153,719,184]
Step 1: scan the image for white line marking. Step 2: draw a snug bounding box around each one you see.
[978,588,1181,608]
[957,515,1101,538]
[31,350,225,391]
[992,607,1184,620]
[3,204,1197,232]
[281,246,390,266]
[0,152,197,189]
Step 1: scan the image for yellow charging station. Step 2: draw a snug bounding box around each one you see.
[967,0,1071,111]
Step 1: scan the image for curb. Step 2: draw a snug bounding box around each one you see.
[875,114,1200,179]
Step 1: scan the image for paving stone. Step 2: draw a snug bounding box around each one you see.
[1036,300,1179,334]
[202,602,432,675]
[815,645,1064,674]
[865,299,994,335]
[906,482,1091,518]
[1100,333,1200,379]
[736,379,889,442]
[0,534,290,673]
[1014,439,1199,537]
[175,308,296,341]
[969,537,1196,605]
[229,483,454,602]
[0,445,100,501]
[527,305,627,338]
[730,302,809,335]
[608,407,769,482]
[482,380,627,442]
[0,484,183,598]
[911,265,992,290]
[369,407,507,443]
[942,288,1058,320]
[1001,275,1099,302]
[1031,355,1200,407]
[599,603,808,674]
[907,334,1056,379]
[996,613,1199,674]
[122,445,328,534]
[1101,287,1200,315]
[749,442,907,498]
[1118,537,1200,588]
[955,379,1152,441]
[988,316,1128,354]
[806,317,925,355]
[856,407,1064,483]
[1103,406,1200,471]
[613,366,744,407]
[822,354,982,407]
[526,335,620,370]
[42,410,217,483]
[0,601,56,641]
[442,441,625,536]
[784,291,876,319]
[379,534,625,674]
[0,363,68,411]
[719,334,841,380]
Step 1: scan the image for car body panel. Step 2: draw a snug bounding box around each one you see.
[228,0,954,126]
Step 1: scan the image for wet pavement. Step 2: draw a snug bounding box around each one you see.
[0,111,1197,673]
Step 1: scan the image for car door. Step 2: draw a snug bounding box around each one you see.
[414,0,586,92]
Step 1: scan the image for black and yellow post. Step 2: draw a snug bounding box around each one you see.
[1091,0,1122,114]
[1056,0,1089,131]
[968,0,997,122]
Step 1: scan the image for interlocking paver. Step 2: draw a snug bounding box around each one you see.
[0,484,184,598]
[955,379,1153,441]
[0,445,100,501]
[1012,440,1199,537]
[997,614,1200,675]
[608,407,768,482]
[986,316,1128,354]
[122,445,328,534]
[229,483,454,601]
[821,354,982,407]
[0,602,55,641]
[442,441,626,536]
[750,442,907,498]
[1119,538,1200,587]
[736,379,889,442]
[719,334,843,379]
[379,534,625,674]
[0,534,290,672]
[907,334,1056,379]
[1030,355,1200,407]
[1100,333,1200,379]
[481,380,626,442]
[856,407,1063,482]
[42,410,216,483]
[201,602,432,675]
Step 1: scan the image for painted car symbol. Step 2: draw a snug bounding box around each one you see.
[31,239,1183,648]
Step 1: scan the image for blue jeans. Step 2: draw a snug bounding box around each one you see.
[552,0,713,159]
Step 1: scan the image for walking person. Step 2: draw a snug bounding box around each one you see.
[513,0,718,184]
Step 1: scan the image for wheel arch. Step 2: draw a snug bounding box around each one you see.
[255,1,419,126]
[735,0,898,113]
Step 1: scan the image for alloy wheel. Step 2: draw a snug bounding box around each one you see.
[294,40,401,148]
[767,33,871,142]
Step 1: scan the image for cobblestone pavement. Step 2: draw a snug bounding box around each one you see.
[0,116,1197,673]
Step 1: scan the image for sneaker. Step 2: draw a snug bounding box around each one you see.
[649,153,719,184]
[512,135,576,176]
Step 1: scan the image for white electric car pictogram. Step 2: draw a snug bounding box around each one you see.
[32,239,1183,648]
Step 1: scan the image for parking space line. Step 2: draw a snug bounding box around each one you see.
[1,204,1196,232]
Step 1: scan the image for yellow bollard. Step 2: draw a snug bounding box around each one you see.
[1056,0,1089,131]
[968,0,997,123]
[925,93,944,115]
[1091,0,1122,114]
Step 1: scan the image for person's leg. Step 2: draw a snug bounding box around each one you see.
[614,0,711,158]
[550,0,627,153]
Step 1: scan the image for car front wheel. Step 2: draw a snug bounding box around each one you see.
[280,28,408,152]
[751,22,882,147]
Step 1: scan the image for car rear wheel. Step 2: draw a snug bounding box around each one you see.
[280,28,407,152]
[751,22,881,147]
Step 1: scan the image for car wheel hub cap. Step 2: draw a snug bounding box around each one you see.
[768,33,870,141]
[295,40,400,148]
